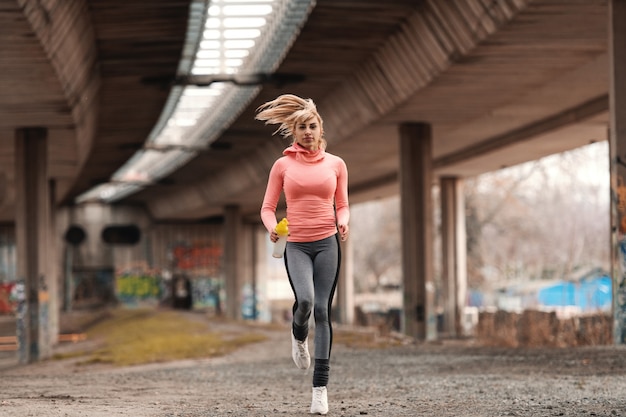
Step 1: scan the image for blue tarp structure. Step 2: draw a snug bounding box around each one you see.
[537,275,612,311]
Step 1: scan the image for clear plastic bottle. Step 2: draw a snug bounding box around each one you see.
[272,218,289,258]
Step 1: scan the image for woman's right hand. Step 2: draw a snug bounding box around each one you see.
[269,230,278,243]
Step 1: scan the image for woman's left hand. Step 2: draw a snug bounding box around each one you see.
[338,224,349,242]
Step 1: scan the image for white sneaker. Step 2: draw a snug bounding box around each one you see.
[291,332,311,369]
[310,386,328,415]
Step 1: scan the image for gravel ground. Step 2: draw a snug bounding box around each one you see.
[1,320,626,417]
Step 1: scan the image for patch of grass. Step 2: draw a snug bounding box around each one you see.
[51,350,93,361]
[76,309,266,367]
[334,328,406,349]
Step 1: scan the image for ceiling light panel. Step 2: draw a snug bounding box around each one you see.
[78,0,315,204]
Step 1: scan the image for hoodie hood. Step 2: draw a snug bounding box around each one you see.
[283,143,326,163]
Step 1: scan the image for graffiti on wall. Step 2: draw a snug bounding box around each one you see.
[0,282,16,314]
[614,175,626,343]
[113,269,222,312]
[114,272,223,311]
[617,238,626,343]
[72,268,116,308]
[113,262,160,305]
[170,243,223,312]
[191,277,222,311]
[109,242,223,310]
[116,274,161,304]
[171,243,222,273]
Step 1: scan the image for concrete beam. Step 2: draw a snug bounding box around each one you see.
[433,95,608,169]
[18,0,101,190]
[145,0,529,221]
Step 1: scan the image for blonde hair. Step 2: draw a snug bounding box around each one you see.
[255,94,326,149]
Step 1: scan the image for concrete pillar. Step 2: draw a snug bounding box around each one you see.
[14,127,50,363]
[253,225,269,321]
[45,180,62,346]
[336,237,355,325]
[398,122,436,341]
[239,222,254,320]
[440,177,468,337]
[48,179,59,345]
[250,224,259,320]
[609,0,626,344]
[224,205,243,320]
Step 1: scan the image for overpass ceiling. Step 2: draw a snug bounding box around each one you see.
[0,0,611,223]
[126,0,609,222]
[0,0,189,221]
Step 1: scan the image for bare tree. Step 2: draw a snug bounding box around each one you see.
[465,141,610,291]
[350,142,610,303]
[351,197,401,292]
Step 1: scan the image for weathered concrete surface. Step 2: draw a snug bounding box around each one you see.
[477,310,613,348]
[1,319,626,417]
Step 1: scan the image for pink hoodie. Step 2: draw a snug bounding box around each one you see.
[261,144,349,242]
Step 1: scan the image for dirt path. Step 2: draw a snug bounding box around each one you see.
[1,320,626,416]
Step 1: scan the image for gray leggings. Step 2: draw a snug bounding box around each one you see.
[284,234,340,360]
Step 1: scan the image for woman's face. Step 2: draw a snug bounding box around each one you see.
[293,116,322,151]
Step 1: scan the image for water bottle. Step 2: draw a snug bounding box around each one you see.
[272,218,289,258]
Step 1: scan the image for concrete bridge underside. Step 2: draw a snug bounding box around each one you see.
[3,0,626,359]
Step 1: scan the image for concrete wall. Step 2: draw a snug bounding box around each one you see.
[56,204,225,310]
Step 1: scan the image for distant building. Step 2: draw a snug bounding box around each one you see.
[493,269,611,316]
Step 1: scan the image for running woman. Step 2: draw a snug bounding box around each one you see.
[257,94,350,415]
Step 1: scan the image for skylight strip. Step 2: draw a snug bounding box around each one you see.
[145,0,209,144]
[176,0,316,152]
[81,0,316,204]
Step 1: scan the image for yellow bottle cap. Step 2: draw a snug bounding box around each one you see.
[275,218,289,235]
